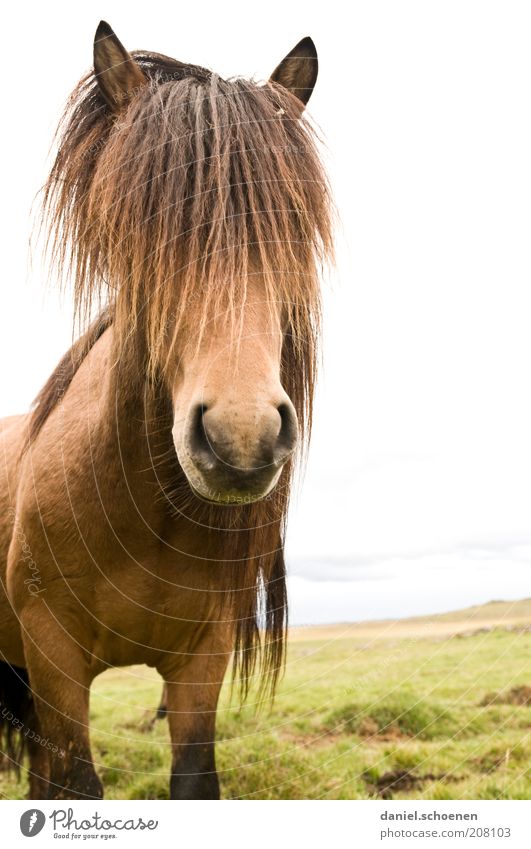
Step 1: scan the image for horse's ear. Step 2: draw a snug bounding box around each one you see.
[269,37,318,109]
[94,21,147,112]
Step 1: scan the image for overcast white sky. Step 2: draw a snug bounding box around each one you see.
[2,1,531,623]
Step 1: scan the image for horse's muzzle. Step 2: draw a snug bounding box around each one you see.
[181,399,298,504]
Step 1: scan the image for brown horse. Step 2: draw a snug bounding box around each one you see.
[0,21,333,799]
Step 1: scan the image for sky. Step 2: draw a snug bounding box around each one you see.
[2,1,531,623]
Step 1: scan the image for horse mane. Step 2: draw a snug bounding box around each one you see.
[28,308,113,445]
[36,49,334,699]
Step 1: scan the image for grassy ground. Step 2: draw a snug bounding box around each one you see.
[2,599,530,799]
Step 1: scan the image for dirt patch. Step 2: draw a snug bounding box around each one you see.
[280,730,345,750]
[472,744,527,774]
[281,719,409,749]
[480,685,531,707]
[358,717,408,742]
[473,750,510,774]
[326,693,455,742]
[365,769,458,799]
[372,770,424,798]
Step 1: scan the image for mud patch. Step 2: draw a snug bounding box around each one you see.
[357,717,408,741]
[365,769,459,799]
[473,750,510,774]
[280,730,345,750]
[471,743,527,774]
[325,691,457,741]
[480,685,531,707]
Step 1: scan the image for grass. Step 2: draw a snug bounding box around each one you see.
[1,599,530,799]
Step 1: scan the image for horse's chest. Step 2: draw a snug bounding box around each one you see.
[89,560,219,667]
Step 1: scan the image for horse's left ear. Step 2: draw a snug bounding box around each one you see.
[94,20,147,111]
[269,37,318,109]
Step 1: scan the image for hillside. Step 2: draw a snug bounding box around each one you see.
[290,598,531,642]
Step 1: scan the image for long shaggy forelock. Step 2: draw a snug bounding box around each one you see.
[43,53,333,363]
[40,51,334,697]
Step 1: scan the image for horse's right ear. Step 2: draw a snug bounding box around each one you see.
[94,21,147,112]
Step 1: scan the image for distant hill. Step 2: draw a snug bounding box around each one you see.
[290,598,531,642]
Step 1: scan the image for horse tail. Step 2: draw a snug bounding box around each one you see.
[0,662,34,774]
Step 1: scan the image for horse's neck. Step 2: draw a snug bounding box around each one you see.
[92,327,177,515]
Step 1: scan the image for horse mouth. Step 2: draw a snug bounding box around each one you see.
[178,444,283,506]
[189,483,269,506]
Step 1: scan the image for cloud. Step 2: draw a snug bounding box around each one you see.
[286,540,531,583]
[287,550,531,625]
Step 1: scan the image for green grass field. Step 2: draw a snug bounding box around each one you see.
[2,599,530,799]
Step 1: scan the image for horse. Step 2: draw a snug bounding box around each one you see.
[0,21,333,799]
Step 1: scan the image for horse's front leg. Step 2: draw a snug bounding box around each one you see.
[20,606,102,800]
[158,631,231,800]
[26,712,51,799]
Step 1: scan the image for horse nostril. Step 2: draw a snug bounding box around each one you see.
[275,401,298,463]
[186,399,298,474]
[188,404,216,471]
